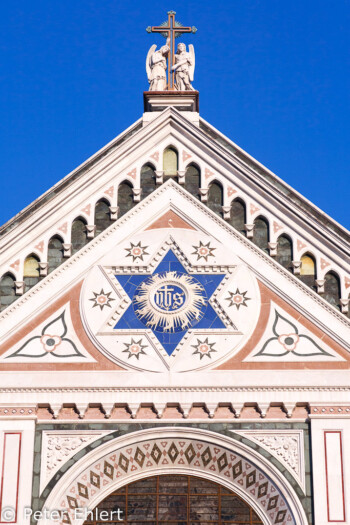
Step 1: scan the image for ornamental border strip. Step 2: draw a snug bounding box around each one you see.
[1,386,350,393]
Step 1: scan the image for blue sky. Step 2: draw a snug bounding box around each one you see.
[0,1,349,229]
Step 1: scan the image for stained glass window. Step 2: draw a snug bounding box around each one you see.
[84,474,263,524]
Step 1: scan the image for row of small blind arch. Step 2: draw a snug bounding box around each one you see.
[0,162,345,315]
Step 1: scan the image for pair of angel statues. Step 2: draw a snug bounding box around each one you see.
[146,40,195,91]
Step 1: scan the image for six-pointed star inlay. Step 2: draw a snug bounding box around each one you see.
[114,250,226,355]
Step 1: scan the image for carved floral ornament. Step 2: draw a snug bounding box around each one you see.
[234,430,305,491]
[40,431,114,492]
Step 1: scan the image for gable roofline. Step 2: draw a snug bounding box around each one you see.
[0,117,143,237]
[0,106,348,255]
[198,117,350,245]
[0,179,348,353]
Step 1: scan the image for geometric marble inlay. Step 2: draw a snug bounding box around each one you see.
[57,437,296,525]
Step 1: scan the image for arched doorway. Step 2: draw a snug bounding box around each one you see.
[83,474,263,524]
[40,428,307,525]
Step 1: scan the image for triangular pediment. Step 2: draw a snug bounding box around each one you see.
[1,180,349,375]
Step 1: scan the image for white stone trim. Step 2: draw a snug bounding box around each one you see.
[38,427,308,525]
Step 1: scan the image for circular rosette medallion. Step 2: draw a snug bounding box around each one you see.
[132,271,208,333]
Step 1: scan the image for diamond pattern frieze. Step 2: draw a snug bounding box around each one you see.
[59,438,296,525]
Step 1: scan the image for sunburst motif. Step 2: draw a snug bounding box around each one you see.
[192,338,217,359]
[133,272,208,333]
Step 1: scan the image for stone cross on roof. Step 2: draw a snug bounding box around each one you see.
[146,11,197,90]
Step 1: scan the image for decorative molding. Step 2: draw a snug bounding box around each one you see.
[310,406,350,415]
[245,223,254,239]
[0,407,36,416]
[39,262,48,277]
[1,386,349,393]
[234,429,305,491]
[268,242,278,257]
[53,435,296,525]
[86,225,96,239]
[14,281,24,295]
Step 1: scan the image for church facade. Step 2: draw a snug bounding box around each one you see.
[0,24,350,525]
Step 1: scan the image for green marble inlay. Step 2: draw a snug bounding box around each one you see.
[31,421,313,525]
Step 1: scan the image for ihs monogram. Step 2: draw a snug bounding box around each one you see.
[192,241,215,261]
[125,241,149,262]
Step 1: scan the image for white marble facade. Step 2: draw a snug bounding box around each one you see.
[0,101,349,525]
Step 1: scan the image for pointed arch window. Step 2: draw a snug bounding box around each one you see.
[94,199,113,236]
[24,254,40,292]
[229,198,246,234]
[184,164,200,200]
[141,164,157,200]
[71,218,88,255]
[276,234,293,271]
[48,236,64,273]
[163,147,178,179]
[0,273,16,311]
[324,271,341,310]
[118,181,134,217]
[252,217,269,254]
[207,181,223,217]
[300,253,317,291]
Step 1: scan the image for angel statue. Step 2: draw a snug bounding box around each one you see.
[171,43,195,91]
[146,38,170,91]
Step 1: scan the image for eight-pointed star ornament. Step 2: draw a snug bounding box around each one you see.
[123,339,147,360]
[192,338,217,359]
[225,289,251,310]
[89,289,115,311]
